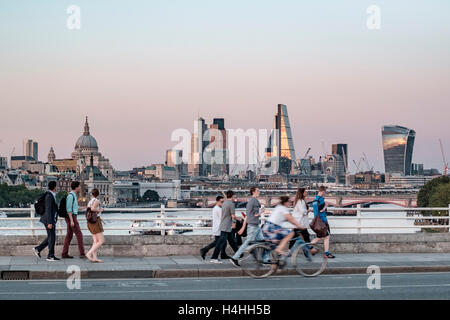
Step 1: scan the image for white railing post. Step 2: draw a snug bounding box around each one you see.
[30,205,35,236]
[160,204,166,236]
[356,204,361,234]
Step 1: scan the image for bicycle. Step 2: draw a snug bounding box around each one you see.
[240,234,328,279]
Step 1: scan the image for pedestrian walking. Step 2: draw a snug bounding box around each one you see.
[210,190,239,263]
[85,188,105,263]
[289,188,314,249]
[61,181,86,259]
[199,195,225,260]
[229,187,265,267]
[310,186,335,258]
[33,181,60,261]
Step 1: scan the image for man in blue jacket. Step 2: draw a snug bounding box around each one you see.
[310,186,335,258]
[33,181,60,261]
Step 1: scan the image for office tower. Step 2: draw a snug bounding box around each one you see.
[332,144,348,172]
[0,157,7,170]
[265,104,296,174]
[382,125,416,176]
[205,118,228,176]
[189,117,207,176]
[23,139,38,161]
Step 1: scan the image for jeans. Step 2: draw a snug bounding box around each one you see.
[232,225,263,260]
[211,231,238,259]
[36,224,56,258]
[62,215,85,256]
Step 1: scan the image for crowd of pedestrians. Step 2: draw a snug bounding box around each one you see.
[33,181,105,263]
[32,181,334,264]
[201,186,336,265]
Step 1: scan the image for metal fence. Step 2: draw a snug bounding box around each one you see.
[0,205,449,235]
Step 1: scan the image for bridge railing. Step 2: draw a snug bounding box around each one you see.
[0,205,449,235]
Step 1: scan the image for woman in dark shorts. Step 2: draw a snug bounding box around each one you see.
[86,189,105,263]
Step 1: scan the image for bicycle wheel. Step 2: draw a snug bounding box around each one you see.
[240,242,278,279]
[291,243,327,277]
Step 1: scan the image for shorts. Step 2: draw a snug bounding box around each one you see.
[262,221,292,243]
[87,217,104,235]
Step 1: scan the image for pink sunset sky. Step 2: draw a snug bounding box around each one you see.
[0,1,449,172]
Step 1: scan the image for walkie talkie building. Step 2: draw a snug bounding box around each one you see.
[381,125,416,176]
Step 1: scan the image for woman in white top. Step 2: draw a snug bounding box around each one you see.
[291,188,313,245]
[86,188,104,263]
[262,196,304,255]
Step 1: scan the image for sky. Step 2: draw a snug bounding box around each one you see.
[0,0,449,172]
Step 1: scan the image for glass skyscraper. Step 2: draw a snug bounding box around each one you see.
[265,104,296,174]
[381,125,416,176]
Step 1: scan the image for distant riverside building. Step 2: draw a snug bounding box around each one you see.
[205,118,229,177]
[265,104,296,174]
[189,117,208,177]
[166,149,188,177]
[23,139,38,161]
[382,125,415,176]
[385,175,434,187]
[411,163,424,176]
[144,164,177,181]
[48,117,114,204]
[331,144,348,172]
[10,156,35,170]
[71,117,114,181]
[0,157,7,170]
[188,117,228,177]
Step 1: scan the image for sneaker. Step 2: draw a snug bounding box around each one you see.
[79,255,86,259]
[62,255,74,259]
[46,256,61,262]
[324,253,336,259]
[229,258,240,267]
[200,249,206,260]
[32,247,41,258]
[209,259,222,264]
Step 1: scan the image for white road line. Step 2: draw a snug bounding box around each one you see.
[0,283,450,295]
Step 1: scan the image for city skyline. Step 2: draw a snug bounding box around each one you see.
[1,1,449,171]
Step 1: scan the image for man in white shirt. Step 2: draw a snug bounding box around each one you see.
[200,195,225,260]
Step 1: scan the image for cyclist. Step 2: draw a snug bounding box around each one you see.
[261,196,305,256]
[310,186,335,259]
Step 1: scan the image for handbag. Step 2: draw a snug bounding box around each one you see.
[310,215,328,238]
[85,207,98,224]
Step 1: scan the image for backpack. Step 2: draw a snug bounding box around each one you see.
[34,192,48,216]
[57,193,72,218]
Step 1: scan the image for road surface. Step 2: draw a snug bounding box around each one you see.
[1,272,449,300]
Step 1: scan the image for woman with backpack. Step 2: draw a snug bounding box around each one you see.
[85,188,104,263]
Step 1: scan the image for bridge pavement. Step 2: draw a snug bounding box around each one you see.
[1,253,450,279]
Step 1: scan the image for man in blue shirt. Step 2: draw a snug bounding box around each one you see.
[310,186,335,258]
[62,181,86,259]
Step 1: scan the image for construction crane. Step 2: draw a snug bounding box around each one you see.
[362,152,374,172]
[353,159,362,173]
[439,139,448,176]
[303,147,311,159]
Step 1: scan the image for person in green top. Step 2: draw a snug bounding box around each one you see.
[61,181,86,259]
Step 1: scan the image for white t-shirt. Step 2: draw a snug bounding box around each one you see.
[87,198,101,216]
[292,199,309,228]
[211,205,222,236]
[267,204,291,226]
